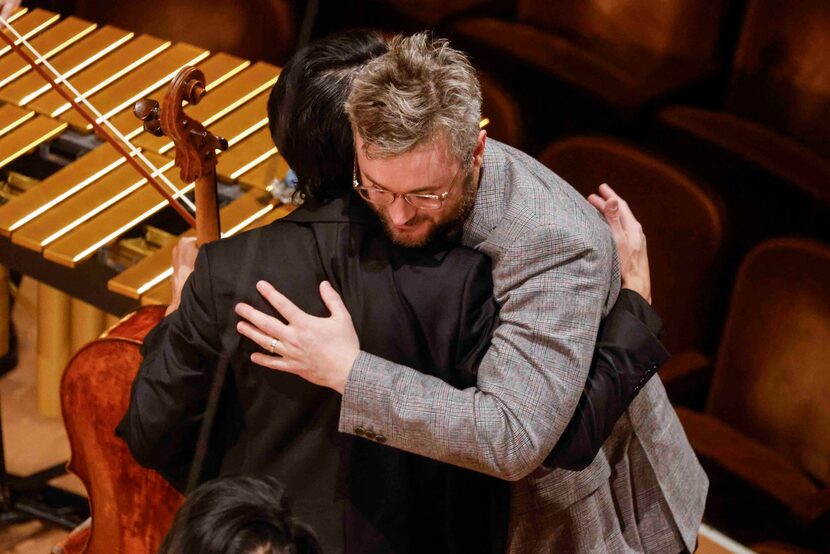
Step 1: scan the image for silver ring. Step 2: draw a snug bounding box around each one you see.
[269,338,278,354]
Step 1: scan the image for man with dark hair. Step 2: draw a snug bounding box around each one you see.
[121,30,671,553]
[160,475,321,554]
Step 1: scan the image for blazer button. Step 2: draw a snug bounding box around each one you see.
[354,426,366,436]
[375,434,387,444]
[365,430,377,440]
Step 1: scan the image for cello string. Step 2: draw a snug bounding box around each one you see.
[0,17,198,214]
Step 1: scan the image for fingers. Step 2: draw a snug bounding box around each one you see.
[587,194,606,213]
[250,352,298,374]
[602,198,626,244]
[256,280,304,323]
[235,302,289,339]
[598,183,619,201]
[236,320,286,355]
[319,281,350,320]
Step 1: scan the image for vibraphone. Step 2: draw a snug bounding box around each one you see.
[0,8,296,416]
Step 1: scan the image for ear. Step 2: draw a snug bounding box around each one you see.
[472,129,487,169]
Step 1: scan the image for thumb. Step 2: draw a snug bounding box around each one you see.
[320,281,350,319]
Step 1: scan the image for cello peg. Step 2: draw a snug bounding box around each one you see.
[134,98,159,121]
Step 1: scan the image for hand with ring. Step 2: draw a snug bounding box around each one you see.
[235,280,360,394]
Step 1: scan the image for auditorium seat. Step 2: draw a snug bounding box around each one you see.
[451,0,733,138]
[656,0,830,242]
[72,0,300,65]
[539,137,725,357]
[368,0,515,27]
[480,72,525,150]
[675,239,830,550]
[753,541,824,554]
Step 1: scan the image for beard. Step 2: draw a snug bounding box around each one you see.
[376,169,478,248]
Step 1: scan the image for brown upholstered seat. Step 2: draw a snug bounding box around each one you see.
[657,0,830,206]
[72,0,299,65]
[480,72,525,150]
[370,0,514,27]
[675,239,830,549]
[452,0,731,116]
[539,136,725,355]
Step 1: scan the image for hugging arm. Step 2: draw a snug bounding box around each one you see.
[116,248,225,491]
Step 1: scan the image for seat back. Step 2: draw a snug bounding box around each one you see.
[480,72,525,150]
[707,239,830,486]
[539,137,724,353]
[726,0,830,155]
[73,0,298,65]
[517,0,729,62]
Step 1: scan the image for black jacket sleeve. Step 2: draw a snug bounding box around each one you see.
[543,289,671,470]
[116,247,225,491]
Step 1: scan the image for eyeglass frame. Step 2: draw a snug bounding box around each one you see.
[352,155,463,211]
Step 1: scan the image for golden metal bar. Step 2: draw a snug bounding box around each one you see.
[25,34,169,115]
[43,166,191,267]
[0,17,96,90]
[134,61,279,154]
[138,201,295,306]
[0,143,126,236]
[105,52,248,139]
[0,114,66,168]
[0,9,61,58]
[70,297,105,354]
[0,26,133,105]
[0,103,34,136]
[104,313,120,328]
[140,279,171,306]
[110,189,280,298]
[237,153,290,191]
[205,90,269,148]
[36,281,71,418]
[61,42,210,130]
[0,265,7,358]
[11,150,170,251]
[216,127,277,182]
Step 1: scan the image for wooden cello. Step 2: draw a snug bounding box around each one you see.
[57,66,227,553]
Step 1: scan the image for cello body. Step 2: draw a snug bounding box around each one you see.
[59,306,184,553]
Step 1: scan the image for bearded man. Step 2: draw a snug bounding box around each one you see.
[238,33,707,553]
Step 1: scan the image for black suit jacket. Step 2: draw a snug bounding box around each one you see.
[118,193,669,553]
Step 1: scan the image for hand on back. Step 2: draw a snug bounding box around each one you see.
[588,184,652,304]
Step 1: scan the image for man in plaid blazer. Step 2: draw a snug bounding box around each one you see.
[242,33,708,552]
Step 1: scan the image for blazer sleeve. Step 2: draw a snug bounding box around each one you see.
[340,224,617,481]
[544,289,670,470]
[116,247,223,491]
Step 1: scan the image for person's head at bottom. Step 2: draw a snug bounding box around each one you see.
[159,475,321,554]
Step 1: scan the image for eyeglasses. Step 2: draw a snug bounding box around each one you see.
[352,157,460,210]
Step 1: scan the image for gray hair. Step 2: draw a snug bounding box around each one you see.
[345,32,482,162]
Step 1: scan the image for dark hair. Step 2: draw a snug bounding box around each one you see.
[267,30,388,204]
[159,475,321,554]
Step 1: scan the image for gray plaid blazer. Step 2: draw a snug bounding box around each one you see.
[340,140,708,553]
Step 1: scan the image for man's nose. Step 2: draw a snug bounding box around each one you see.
[387,197,416,225]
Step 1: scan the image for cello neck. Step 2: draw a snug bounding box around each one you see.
[195,170,220,246]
